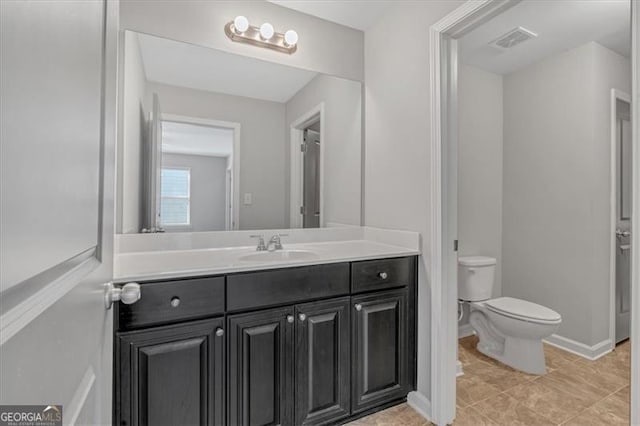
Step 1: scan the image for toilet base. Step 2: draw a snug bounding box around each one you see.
[476,336,546,375]
[469,309,549,375]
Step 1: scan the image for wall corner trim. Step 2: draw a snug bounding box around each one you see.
[407,391,432,423]
[544,334,613,361]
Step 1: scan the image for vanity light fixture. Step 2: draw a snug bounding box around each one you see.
[225,16,298,54]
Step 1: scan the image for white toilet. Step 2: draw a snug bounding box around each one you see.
[458,256,562,375]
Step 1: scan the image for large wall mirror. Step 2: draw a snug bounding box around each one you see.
[117,31,362,233]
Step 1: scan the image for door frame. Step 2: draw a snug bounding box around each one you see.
[289,102,325,228]
[429,1,639,425]
[161,114,241,230]
[609,88,632,348]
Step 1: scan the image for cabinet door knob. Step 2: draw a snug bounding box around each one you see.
[287,315,294,323]
[298,313,306,322]
[379,272,388,279]
[355,303,362,311]
[170,297,181,307]
[215,328,224,337]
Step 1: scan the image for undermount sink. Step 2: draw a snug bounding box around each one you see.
[239,249,319,262]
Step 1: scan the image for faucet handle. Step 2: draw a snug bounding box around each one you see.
[270,233,287,250]
[250,234,266,251]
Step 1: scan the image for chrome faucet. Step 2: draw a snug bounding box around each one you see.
[250,235,267,251]
[266,234,287,252]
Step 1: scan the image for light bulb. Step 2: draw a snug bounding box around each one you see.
[284,30,298,47]
[259,22,275,40]
[233,16,249,33]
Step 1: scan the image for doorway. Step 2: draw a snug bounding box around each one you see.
[612,90,632,344]
[290,103,324,228]
[429,1,639,425]
[149,113,240,232]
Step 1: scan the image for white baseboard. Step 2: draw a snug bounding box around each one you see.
[544,334,612,361]
[458,323,475,338]
[456,360,464,377]
[407,391,432,423]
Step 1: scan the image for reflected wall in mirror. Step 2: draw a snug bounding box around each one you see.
[117,31,362,233]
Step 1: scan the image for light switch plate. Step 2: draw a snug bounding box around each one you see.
[243,193,252,205]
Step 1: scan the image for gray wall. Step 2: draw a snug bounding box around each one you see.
[502,42,630,346]
[285,74,362,227]
[147,81,287,230]
[457,65,504,325]
[162,153,228,232]
[364,0,465,401]
[119,0,364,82]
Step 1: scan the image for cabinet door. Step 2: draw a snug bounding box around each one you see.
[295,297,350,425]
[351,290,409,412]
[116,318,225,426]
[228,307,294,426]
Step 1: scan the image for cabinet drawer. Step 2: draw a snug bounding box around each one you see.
[351,257,416,293]
[227,263,349,311]
[117,276,225,330]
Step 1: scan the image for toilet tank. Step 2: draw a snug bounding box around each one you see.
[458,256,496,301]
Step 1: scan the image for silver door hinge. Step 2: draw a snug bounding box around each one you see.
[453,240,459,252]
[300,206,305,215]
[300,143,307,153]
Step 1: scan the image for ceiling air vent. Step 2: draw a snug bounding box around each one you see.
[490,27,537,49]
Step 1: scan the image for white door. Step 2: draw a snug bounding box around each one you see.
[0,1,117,424]
[144,93,163,232]
[615,98,632,343]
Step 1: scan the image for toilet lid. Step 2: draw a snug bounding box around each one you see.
[485,297,561,323]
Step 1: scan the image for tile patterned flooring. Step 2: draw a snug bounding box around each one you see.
[345,336,631,425]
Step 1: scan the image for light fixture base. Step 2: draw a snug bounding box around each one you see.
[225,22,297,54]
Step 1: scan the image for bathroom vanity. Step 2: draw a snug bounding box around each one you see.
[113,234,419,426]
[112,18,419,426]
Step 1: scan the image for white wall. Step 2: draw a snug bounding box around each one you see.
[458,65,504,297]
[119,0,364,82]
[118,32,149,233]
[364,0,465,402]
[147,82,287,231]
[285,74,362,227]
[502,42,630,346]
[162,153,228,232]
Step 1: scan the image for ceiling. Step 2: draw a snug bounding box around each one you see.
[267,0,393,31]
[459,0,630,75]
[136,32,318,103]
[162,121,234,157]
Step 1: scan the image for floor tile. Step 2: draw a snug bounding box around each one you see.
[456,372,502,407]
[473,393,555,426]
[462,359,534,392]
[543,344,580,370]
[505,380,590,423]
[452,406,498,426]
[563,394,630,426]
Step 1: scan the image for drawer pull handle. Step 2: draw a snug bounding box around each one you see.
[355,303,362,311]
[298,313,306,322]
[287,315,294,323]
[379,272,388,279]
[170,297,181,308]
[215,328,224,337]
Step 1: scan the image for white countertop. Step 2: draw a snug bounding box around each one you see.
[113,227,421,282]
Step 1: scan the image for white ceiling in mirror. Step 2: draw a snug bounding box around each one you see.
[459,0,630,75]
[267,0,393,31]
[162,121,233,157]
[136,32,318,103]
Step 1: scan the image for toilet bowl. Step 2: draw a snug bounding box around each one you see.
[458,256,562,375]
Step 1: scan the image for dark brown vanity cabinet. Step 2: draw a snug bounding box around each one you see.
[227,306,294,426]
[115,318,225,426]
[294,298,351,425]
[351,290,409,413]
[114,256,417,426]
